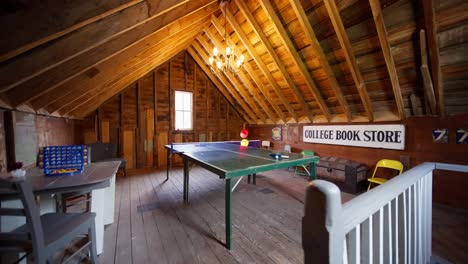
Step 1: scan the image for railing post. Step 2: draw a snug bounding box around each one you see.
[303,180,344,264]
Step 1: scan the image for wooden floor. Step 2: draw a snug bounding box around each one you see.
[99,166,468,264]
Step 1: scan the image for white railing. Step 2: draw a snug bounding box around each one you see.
[302,162,468,264]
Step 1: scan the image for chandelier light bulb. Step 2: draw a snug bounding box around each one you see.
[226,46,231,56]
[236,60,242,68]
[213,47,218,56]
[209,57,214,65]
[216,61,223,69]
[240,54,245,62]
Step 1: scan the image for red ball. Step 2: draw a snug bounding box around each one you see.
[240,129,249,138]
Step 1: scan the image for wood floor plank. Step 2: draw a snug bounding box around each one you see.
[146,170,197,263]
[150,171,224,264]
[130,174,150,263]
[170,168,282,263]
[137,174,169,264]
[100,166,466,264]
[183,168,303,263]
[163,170,240,264]
[114,176,132,264]
[168,169,261,263]
[100,174,123,264]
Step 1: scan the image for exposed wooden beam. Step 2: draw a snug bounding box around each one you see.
[218,10,298,122]
[286,0,351,121]
[31,4,217,114]
[198,30,275,123]
[63,20,209,118]
[235,0,330,122]
[0,0,146,63]
[0,0,217,106]
[368,0,405,119]
[422,0,444,116]
[234,1,314,122]
[419,29,437,115]
[0,0,196,93]
[187,47,249,123]
[192,41,258,123]
[196,36,267,123]
[233,0,315,123]
[205,25,286,123]
[236,68,278,123]
[323,0,374,121]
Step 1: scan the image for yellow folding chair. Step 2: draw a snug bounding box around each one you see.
[367,159,404,190]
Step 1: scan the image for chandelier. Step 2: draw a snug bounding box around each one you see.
[208,0,245,74]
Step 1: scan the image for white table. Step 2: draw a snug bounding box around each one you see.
[0,161,119,256]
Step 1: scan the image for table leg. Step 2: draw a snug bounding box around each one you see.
[166,149,172,181]
[225,178,232,249]
[183,158,189,202]
[253,173,256,185]
[247,174,251,184]
[309,162,317,181]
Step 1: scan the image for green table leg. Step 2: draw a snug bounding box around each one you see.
[308,162,317,181]
[225,178,232,249]
[183,158,189,202]
[166,149,172,181]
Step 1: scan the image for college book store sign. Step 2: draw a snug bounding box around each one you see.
[303,124,405,150]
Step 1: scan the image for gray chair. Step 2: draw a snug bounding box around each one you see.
[0,177,98,264]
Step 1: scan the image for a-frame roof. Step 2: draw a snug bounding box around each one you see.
[0,0,466,123]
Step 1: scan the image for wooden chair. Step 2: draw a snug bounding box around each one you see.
[261,140,270,149]
[367,159,404,190]
[0,177,98,264]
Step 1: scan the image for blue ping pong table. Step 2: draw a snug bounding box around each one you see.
[165,141,319,249]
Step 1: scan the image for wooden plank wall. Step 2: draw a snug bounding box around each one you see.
[248,113,468,208]
[0,110,82,170]
[85,51,245,169]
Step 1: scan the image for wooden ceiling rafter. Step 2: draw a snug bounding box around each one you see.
[35,3,218,114]
[368,0,405,120]
[323,0,374,121]
[0,0,147,63]
[422,0,444,116]
[63,19,210,118]
[192,40,259,123]
[241,0,331,122]
[203,27,286,123]
[0,0,218,107]
[286,0,352,121]
[197,35,269,124]
[213,11,298,122]
[234,0,315,123]
[186,46,249,123]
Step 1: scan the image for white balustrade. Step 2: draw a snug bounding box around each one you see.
[302,162,468,264]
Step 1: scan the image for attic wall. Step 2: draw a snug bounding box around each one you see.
[0,110,82,171]
[248,114,468,208]
[82,51,245,169]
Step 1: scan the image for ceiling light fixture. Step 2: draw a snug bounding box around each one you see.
[209,0,245,74]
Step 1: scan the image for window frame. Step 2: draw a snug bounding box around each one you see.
[174,90,193,131]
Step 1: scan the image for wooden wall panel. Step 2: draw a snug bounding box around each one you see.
[156,64,170,132]
[248,114,468,208]
[122,130,135,169]
[99,94,120,145]
[83,51,245,169]
[122,84,137,129]
[157,131,168,168]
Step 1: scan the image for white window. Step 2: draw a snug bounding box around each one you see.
[175,91,193,130]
